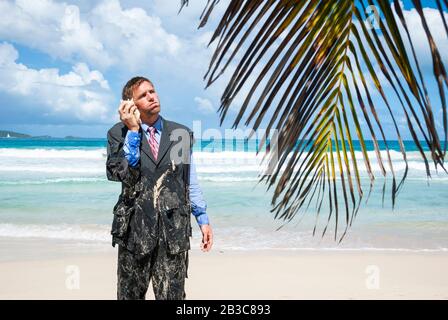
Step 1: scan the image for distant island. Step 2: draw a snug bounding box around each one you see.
[0,130,32,138]
[0,130,99,139]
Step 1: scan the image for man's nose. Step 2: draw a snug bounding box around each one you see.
[146,92,154,101]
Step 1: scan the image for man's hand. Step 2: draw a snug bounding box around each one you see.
[118,100,140,131]
[200,224,213,252]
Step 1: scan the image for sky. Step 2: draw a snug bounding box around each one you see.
[0,0,446,139]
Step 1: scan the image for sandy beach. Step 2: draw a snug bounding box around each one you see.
[1,238,447,300]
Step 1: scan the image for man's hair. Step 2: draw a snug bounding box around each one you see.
[122,76,154,100]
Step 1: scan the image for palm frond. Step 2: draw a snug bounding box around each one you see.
[186,0,448,241]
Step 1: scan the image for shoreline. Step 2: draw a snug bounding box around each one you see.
[1,238,447,299]
[1,236,448,262]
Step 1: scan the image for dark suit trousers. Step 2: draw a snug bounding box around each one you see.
[117,236,187,300]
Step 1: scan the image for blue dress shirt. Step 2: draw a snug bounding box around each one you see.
[123,116,209,226]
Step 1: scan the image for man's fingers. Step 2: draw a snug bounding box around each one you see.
[199,226,213,252]
[122,101,134,115]
[204,230,212,251]
[208,232,213,248]
[118,99,140,131]
[207,233,213,251]
[118,100,131,115]
[206,229,213,242]
[201,234,207,251]
[129,105,138,115]
[118,101,126,115]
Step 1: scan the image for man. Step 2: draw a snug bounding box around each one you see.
[106,76,213,300]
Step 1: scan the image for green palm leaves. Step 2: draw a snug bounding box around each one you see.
[189,0,448,241]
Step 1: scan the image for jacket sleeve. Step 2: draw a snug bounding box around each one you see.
[106,128,140,187]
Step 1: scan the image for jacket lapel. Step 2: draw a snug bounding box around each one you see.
[156,118,173,166]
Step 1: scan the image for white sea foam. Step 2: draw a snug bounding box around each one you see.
[0,148,106,159]
[0,148,426,161]
[0,148,445,179]
[0,223,110,242]
[0,177,107,185]
[198,176,260,182]
[1,223,446,252]
[0,166,104,174]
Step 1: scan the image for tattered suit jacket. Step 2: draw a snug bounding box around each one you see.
[106,119,193,257]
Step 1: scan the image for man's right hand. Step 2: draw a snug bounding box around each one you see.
[118,100,140,132]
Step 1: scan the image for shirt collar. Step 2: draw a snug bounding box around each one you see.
[141,115,163,133]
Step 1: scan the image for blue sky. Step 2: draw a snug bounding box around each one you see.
[0,0,446,139]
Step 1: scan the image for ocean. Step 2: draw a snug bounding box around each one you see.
[0,137,447,253]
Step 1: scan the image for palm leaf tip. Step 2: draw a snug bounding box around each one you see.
[178,0,189,14]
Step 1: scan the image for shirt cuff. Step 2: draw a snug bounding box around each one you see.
[195,213,210,226]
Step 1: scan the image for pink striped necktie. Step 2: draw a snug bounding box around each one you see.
[147,127,159,160]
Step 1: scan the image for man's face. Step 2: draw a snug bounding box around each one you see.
[132,81,160,116]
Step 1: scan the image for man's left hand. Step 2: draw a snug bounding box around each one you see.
[200,224,213,252]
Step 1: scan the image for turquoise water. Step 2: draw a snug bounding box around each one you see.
[0,138,447,251]
[0,138,438,152]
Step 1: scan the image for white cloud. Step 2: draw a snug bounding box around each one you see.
[89,0,182,71]
[0,0,182,71]
[0,39,18,65]
[0,0,112,68]
[396,4,448,69]
[0,0,232,113]
[0,42,113,123]
[194,96,215,114]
